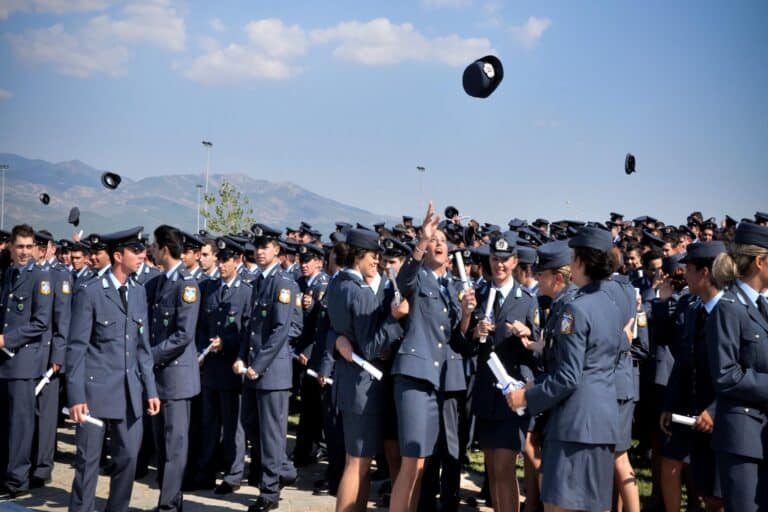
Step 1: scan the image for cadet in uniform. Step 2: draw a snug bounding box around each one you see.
[468,230,539,512]
[235,224,300,512]
[508,227,624,512]
[0,224,54,498]
[190,236,250,494]
[70,243,93,285]
[292,243,330,467]
[706,221,768,511]
[31,230,72,488]
[65,227,160,512]
[148,225,201,512]
[180,231,206,281]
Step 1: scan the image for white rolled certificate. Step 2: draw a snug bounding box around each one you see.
[1,347,14,358]
[351,353,383,381]
[671,413,697,427]
[305,368,334,385]
[487,352,525,415]
[454,252,470,291]
[35,368,54,396]
[479,287,497,344]
[61,407,104,428]
[197,343,214,363]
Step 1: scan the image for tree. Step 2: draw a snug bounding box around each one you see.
[201,179,255,234]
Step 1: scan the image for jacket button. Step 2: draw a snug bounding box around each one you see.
[745,408,751,413]
[438,343,443,348]
[411,348,416,353]
[443,308,447,313]
[434,361,439,367]
[126,352,129,356]
[440,325,444,331]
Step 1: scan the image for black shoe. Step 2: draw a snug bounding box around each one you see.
[182,477,216,492]
[214,481,240,495]
[292,455,317,468]
[248,497,279,512]
[0,486,31,499]
[30,476,51,489]
[312,479,330,496]
[278,475,296,489]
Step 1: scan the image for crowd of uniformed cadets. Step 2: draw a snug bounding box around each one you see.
[0,206,767,512]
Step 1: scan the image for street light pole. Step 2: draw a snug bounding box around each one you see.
[196,184,203,233]
[201,141,213,229]
[0,164,8,230]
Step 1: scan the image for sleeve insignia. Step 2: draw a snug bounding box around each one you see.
[533,308,540,327]
[637,311,647,328]
[560,313,574,335]
[295,293,302,308]
[278,288,291,304]
[317,290,325,302]
[458,290,465,303]
[61,280,72,295]
[40,280,51,296]
[182,285,198,304]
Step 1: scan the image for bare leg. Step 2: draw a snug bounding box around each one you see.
[614,451,640,512]
[384,439,401,483]
[390,455,427,512]
[488,448,520,512]
[659,456,683,512]
[523,432,541,512]
[335,454,371,512]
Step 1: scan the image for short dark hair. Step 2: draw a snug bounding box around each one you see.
[11,224,34,244]
[641,248,663,268]
[154,225,183,259]
[573,247,612,282]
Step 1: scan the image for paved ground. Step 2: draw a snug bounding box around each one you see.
[1,421,492,511]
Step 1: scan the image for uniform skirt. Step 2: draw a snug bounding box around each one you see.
[661,423,691,462]
[616,399,635,452]
[477,416,527,452]
[342,412,383,458]
[541,440,614,512]
[394,375,439,458]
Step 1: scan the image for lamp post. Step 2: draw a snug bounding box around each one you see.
[196,184,203,232]
[0,164,8,230]
[201,141,213,229]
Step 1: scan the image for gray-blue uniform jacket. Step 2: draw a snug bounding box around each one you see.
[613,273,650,400]
[197,276,251,391]
[604,278,639,402]
[0,262,54,379]
[327,270,403,415]
[650,289,694,386]
[469,280,539,421]
[294,272,330,359]
[705,284,768,461]
[392,259,464,391]
[526,280,623,445]
[148,264,201,400]
[314,271,341,378]
[539,283,579,375]
[240,266,298,390]
[135,262,161,286]
[39,260,73,373]
[66,272,158,419]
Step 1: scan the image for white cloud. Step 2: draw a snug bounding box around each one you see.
[310,18,493,66]
[6,0,185,77]
[185,19,306,84]
[0,88,12,100]
[210,17,225,32]
[0,0,111,19]
[422,0,471,8]
[510,16,551,48]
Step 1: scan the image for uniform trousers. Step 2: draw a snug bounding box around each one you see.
[32,374,61,480]
[293,375,323,461]
[152,398,191,512]
[69,413,143,512]
[321,382,345,493]
[717,451,768,512]
[0,378,36,491]
[196,387,245,486]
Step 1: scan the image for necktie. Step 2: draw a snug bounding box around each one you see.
[255,274,264,295]
[219,284,229,303]
[758,296,768,322]
[11,268,19,287]
[493,289,503,319]
[118,285,128,310]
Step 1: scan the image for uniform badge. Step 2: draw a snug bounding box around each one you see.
[139,325,144,334]
[163,319,169,327]
[458,290,465,303]
[278,288,291,304]
[40,281,51,296]
[317,291,325,302]
[637,311,647,328]
[61,281,72,295]
[17,303,24,312]
[560,313,574,335]
[182,286,197,304]
[228,315,236,324]
[295,294,302,308]
[261,309,268,317]
[533,308,540,327]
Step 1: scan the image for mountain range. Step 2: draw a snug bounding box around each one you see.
[0,153,394,239]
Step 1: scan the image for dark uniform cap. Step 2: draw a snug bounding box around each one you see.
[724,215,738,228]
[382,238,412,258]
[568,226,613,252]
[507,218,527,230]
[286,226,299,235]
[300,221,312,231]
[101,172,122,190]
[734,221,768,249]
[330,231,347,244]
[534,240,572,272]
[609,212,624,222]
[642,230,665,248]
[373,222,386,232]
[68,206,80,227]
[251,223,281,241]
[624,153,636,175]
[215,236,246,259]
[86,233,107,251]
[532,218,549,228]
[702,218,718,230]
[517,246,537,265]
[101,226,144,251]
[297,243,324,261]
[34,230,53,245]
[463,55,504,98]
[355,223,373,232]
[181,231,204,250]
[39,193,50,205]
[335,222,353,232]
[402,216,413,226]
[228,234,251,245]
[489,231,519,257]
[279,238,300,254]
[679,225,696,239]
[754,211,768,224]
[308,229,323,240]
[0,230,10,243]
[444,206,460,220]
[662,253,686,274]
[346,229,381,252]
[679,241,726,263]
[58,239,73,250]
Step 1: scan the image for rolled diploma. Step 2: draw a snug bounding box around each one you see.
[198,342,214,363]
[1,347,13,358]
[454,252,470,291]
[305,368,334,385]
[61,407,104,428]
[35,368,54,396]
[487,352,525,415]
[479,287,497,344]
[351,353,383,381]
[671,413,697,427]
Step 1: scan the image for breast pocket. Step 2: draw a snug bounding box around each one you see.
[9,294,28,316]
[743,328,768,370]
[154,305,176,329]
[94,316,119,339]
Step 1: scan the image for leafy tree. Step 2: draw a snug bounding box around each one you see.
[201,179,255,234]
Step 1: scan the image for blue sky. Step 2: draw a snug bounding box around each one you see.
[1,0,766,227]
